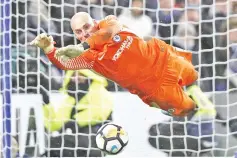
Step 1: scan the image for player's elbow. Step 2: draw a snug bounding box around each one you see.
[55,64,68,70]
[191,70,199,85]
[193,70,198,81]
[60,65,81,71]
[60,67,68,70]
[186,70,199,86]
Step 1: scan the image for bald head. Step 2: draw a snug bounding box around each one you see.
[71,12,94,31]
[71,12,96,42]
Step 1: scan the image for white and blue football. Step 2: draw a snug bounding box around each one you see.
[96,123,129,155]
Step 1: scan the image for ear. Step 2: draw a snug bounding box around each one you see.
[91,20,99,31]
[93,20,98,26]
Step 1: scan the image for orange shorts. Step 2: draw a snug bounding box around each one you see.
[148,52,198,116]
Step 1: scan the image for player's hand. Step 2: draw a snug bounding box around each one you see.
[30,33,54,54]
[55,44,85,59]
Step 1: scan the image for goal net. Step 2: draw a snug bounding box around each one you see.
[1,0,237,157]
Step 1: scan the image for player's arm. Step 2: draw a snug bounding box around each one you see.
[51,15,122,60]
[48,16,122,60]
[30,33,94,70]
[46,47,94,70]
[86,15,123,49]
[38,16,122,62]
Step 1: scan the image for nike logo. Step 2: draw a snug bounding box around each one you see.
[98,53,105,61]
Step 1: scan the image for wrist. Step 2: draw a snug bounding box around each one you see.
[44,44,55,54]
[81,42,90,50]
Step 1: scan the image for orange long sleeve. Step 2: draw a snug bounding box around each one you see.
[46,48,95,70]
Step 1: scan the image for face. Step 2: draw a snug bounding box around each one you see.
[73,21,97,42]
[187,9,199,22]
[177,30,196,50]
[231,2,237,14]
[104,0,115,5]
[131,0,143,17]
[187,0,200,6]
[229,30,237,44]
[159,0,172,9]
[215,0,227,14]
[228,17,237,44]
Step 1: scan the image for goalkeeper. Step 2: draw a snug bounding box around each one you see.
[31,12,198,117]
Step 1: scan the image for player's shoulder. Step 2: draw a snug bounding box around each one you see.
[104,15,117,21]
[99,15,119,28]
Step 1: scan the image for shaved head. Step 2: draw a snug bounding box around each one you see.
[70,12,96,42]
[71,12,94,31]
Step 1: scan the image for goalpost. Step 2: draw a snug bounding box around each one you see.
[2,0,237,157]
[1,0,12,158]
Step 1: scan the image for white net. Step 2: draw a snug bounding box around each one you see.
[1,0,237,157]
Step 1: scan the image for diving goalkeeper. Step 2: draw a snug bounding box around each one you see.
[31,12,198,117]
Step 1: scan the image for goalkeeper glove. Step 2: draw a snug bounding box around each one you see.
[30,33,55,54]
[187,85,216,121]
[30,33,88,60]
[55,44,87,59]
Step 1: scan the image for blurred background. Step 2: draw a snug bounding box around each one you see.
[1,0,237,157]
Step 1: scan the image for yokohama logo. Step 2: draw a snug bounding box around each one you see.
[112,36,133,61]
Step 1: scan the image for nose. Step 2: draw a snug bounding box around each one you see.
[76,32,85,41]
[82,29,89,35]
[84,31,90,37]
[76,30,89,42]
[84,29,88,34]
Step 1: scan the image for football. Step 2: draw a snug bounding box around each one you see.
[95,123,129,155]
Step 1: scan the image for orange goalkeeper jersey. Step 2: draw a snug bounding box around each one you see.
[47,16,193,102]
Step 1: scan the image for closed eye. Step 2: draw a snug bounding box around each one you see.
[83,24,90,30]
[75,29,82,34]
